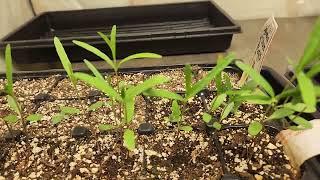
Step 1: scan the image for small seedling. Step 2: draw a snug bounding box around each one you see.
[51,106,80,125]
[165,100,193,132]
[144,54,235,131]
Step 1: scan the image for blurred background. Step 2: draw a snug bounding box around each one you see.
[0,0,319,73]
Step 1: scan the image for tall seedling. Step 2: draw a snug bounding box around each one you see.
[2,45,43,136]
[74,66,170,150]
[73,25,162,75]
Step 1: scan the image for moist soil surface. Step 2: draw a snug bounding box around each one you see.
[0,67,298,179]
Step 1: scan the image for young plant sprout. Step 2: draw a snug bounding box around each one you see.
[74,63,170,150]
[51,106,81,125]
[72,25,162,75]
[2,45,43,136]
[143,53,235,131]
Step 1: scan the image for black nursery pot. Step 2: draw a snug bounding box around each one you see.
[0,1,240,64]
[0,64,319,179]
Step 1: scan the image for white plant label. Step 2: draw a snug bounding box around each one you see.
[239,16,278,86]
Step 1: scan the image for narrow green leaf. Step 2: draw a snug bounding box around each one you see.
[202,112,212,123]
[54,37,76,85]
[172,100,181,118]
[211,94,227,111]
[60,106,80,115]
[4,114,19,124]
[276,88,299,100]
[212,122,222,130]
[143,89,183,101]
[179,126,193,132]
[282,103,316,113]
[98,124,113,132]
[223,74,233,91]
[97,32,112,53]
[110,25,117,60]
[267,108,295,121]
[306,63,320,78]
[118,53,162,69]
[248,121,263,136]
[4,44,13,96]
[72,40,116,70]
[124,99,135,124]
[123,129,136,151]
[297,72,316,107]
[220,102,234,120]
[83,59,104,80]
[187,53,234,100]
[7,95,21,116]
[88,101,105,111]
[74,72,122,102]
[235,95,272,105]
[52,113,65,125]
[235,60,275,97]
[288,115,312,129]
[26,114,43,123]
[215,72,224,94]
[125,75,170,100]
[296,18,320,73]
[184,64,193,95]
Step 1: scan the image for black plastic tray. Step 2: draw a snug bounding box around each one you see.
[0,64,319,178]
[0,1,241,64]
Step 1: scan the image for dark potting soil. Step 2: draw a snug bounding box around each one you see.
[0,67,298,179]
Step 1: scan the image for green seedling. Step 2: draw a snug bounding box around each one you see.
[54,37,81,98]
[51,106,80,125]
[165,100,193,132]
[144,54,235,131]
[73,25,162,74]
[74,65,170,151]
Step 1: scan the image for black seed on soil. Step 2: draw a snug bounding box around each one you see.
[34,93,54,102]
[137,122,155,135]
[71,126,91,138]
[197,88,211,98]
[4,130,23,141]
[221,174,241,180]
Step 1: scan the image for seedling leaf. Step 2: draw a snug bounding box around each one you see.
[184,64,193,95]
[98,124,113,132]
[88,101,105,111]
[282,103,316,113]
[306,63,320,78]
[212,122,222,130]
[83,59,104,80]
[74,72,122,102]
[235,60,275,97]
[143,89,183,101]
[7,95,21,116]
[124,99,135,124]
[118,53,162,69]
[211,94,227,111]
[266,108,294,121]
[297,72,316,107]
[202,112,212,123]
[52,113,65,125]
[220,102,234,120]
[4,44,13,96]
[125,75,170,100]
[186,53,234,100]
[73,40,116,70]
[26,114,43,123]
[4,114,19,124]
[54,37,76,86]
[288,115,312,129]
[60,106,80,115]
[296,18,320,73]
[179,126,193,132]
[123,129,136,151]
[248,121,263,136]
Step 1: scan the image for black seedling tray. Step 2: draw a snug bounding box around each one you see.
[0,64,319,179]
[0,1,241,64]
